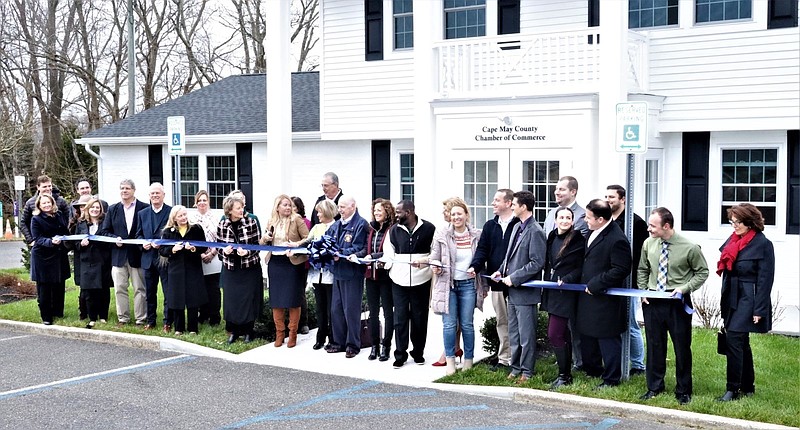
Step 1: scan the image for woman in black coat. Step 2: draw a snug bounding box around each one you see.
[159,205,208,335]
[30,194,71,325]
[716,203,775,402]
[74,197,113,328]
[541,207,585,390]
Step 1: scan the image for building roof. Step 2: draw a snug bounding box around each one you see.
[82,72,319,139]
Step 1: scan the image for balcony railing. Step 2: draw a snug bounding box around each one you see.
[433,29,648,99]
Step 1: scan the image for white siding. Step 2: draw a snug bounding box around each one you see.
[648,27,800,132]
[322,1,415,140]
[520,0,589,33]
[97,146,153,204]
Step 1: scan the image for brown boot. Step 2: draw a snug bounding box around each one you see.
[287,307,301,348]
[273,308,286,347]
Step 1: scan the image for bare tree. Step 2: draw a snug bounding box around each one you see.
[290,0,319,71]
[134,0,178,109]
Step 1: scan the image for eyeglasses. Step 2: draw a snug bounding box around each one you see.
[729,219,742,226]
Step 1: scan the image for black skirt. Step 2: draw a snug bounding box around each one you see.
[221,265,262,325]
[267,255,306,308]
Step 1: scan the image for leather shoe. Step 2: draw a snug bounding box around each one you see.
[300,325,310,335]
[392,358,405,368]
[515,375,530,385]
[227,334,239,344]
[595,382,619,390]
[629,368,646,376]
[716,390,740,402]
[327,345,345,353]
[243,335,253,343]
[142,324,154,331]
[379,345,390,362]
[312,342,325,350]
[412,356,425,365]
[368,345,379,360]
[162,324,172,333]
[491,363,510,373]
[345,347,359,358]
[639,390,663,400]
[676,394,691,405]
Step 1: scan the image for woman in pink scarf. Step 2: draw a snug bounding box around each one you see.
[716,203,774,402]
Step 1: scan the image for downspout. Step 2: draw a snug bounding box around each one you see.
[83,142,103,193]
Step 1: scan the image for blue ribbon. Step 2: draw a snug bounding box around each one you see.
[54,234,309,254]
[479,277,694,314]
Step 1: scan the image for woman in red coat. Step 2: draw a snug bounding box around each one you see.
[159,205,208,335]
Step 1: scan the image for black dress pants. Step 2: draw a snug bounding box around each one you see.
[581,334,622,385]
[366,278,393,347]
[313,283,333,345]
[144,265,169,326]
[37,281,64,323]
[643,297,694,395]
[725,330,755,392]
[198,273,221,325]
[392,281,430,361]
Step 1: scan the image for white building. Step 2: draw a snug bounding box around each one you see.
[79,0,799,332]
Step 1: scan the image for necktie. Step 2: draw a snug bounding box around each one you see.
[657,240,669,291]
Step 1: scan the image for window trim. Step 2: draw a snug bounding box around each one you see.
[719,147,779,226]
[392,0,414,50]
[694,0,753,25]
[170,154,237,210]
[629,0,680,29]
[444,0,487,40]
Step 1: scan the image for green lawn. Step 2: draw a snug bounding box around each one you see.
[0,268,264,354]
[3,268,798,426]
[438,327,800,427]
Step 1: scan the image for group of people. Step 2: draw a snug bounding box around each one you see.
[23,171,774,404]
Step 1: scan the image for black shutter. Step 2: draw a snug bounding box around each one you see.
[498,0,520,35]
[768,0,798,29]
[588,0,600,27]
[236,142,254,211]
[681,132,710,231]
[365,0,383,61]
[148,145,163,185]
[372,140,390,200]
[788,130,799,234]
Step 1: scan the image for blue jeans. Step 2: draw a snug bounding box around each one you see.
[442,279,476,360]
[629,298,645,370]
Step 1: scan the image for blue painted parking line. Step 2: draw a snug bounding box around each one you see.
[0,354,194,401]
[221,380,489,429]
[448,418,621,429]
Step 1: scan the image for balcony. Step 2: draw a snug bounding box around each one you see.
[433,29,648,100]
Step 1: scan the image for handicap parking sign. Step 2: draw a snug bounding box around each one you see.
[622,125,639,142]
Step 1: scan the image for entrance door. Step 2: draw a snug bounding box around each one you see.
[452,149,562,226]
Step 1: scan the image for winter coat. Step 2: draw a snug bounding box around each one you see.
[720,231,775,333]
[429,224,486,315]
[159,224,208,309]
[74,220,113,290]
[30,213,71,283]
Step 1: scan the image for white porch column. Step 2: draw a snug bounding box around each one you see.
[412,0,437,218]
[265,2,292,204]
[597,1,629,194]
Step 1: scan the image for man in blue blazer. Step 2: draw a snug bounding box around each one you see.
[329,196,369,358]
[577,199,632,388]
[493,190,547,384]
[99,179,149,326]
[136,183,172,330]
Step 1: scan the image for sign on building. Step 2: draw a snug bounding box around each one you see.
[167,116,186,155]
[615,102,648,154]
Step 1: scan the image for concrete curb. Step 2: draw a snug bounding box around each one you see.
[0,319,237,361]
[2,318,792,429]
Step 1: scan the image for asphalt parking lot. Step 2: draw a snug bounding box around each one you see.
[0,327,700,430]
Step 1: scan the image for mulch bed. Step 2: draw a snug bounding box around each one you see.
[0,274,36,304]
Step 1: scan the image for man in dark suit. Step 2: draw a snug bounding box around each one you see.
[606,184,648,376]
[99,179,149,326]
[492,190,547,384]
[577,199,632,388]
[310,172,343,226]
[136,183,172,331]
[468,188,519,373]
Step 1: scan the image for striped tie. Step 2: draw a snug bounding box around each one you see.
[657,240,669,291]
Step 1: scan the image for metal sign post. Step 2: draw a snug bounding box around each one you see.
[615,102,648,380]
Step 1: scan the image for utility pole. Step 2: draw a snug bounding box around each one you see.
[128,0,135,116]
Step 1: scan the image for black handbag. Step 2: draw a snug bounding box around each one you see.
[716,328,727,355]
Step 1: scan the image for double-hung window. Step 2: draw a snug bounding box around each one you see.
[394,0,413,49]
[696,0,751,23]
[444,0,486,39]
[171,155,237,209]
[720,148,777,225]
[629,0,679,29]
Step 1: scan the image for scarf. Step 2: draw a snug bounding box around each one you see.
[716,229,756,276]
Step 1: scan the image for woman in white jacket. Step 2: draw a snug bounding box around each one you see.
[429,198,486,375]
